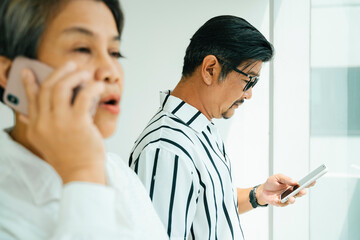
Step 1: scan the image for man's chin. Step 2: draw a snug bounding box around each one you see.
[222,110,235,119]
[222,102,241,119]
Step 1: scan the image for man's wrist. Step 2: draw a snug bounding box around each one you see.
[255,184,268,206]
[249,184,268,208]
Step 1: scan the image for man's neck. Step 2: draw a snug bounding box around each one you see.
[171,75,212,121]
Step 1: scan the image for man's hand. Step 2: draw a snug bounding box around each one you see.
[256,174,316,207]
[20,62,106,185]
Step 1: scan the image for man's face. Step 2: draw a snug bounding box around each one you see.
[36,0,123,138]
[213,60,263,119]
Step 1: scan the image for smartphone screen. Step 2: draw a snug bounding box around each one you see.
[280,184,300,199]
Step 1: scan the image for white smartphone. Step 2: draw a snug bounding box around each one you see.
[4,56,97,116]
[280,164,328,203]
[4,57,53,115]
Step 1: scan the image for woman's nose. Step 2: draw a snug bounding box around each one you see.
[94,56,121,83]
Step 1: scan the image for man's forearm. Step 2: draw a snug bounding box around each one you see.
[237,184,267,214]
[237,188,253,214]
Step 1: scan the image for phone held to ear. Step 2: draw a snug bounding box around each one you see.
[280,164,328,203]
[3,57,98,116]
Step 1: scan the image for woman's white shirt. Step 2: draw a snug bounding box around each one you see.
[0,129,168,240]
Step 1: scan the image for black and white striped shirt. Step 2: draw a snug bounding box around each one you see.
[129,90,244,240]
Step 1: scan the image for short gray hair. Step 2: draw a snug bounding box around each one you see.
[0,0,124,60]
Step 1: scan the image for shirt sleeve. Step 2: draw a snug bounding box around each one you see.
[133,146,200,240]
[51,182,129,240]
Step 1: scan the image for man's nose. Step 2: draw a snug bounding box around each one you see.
[244,87,253,99]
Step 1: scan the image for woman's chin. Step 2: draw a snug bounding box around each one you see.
[93,111,119,139]
[95,120,117,139]
[99,127,116,139]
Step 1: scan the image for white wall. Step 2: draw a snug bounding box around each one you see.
[270,0,311,239]
[0,1,272,239]
[310,1,360,239]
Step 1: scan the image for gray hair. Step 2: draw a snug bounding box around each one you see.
[0,0,124,60]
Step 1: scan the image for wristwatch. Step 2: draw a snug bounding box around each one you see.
[249,184,268,208]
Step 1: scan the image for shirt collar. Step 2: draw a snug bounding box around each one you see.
[160,90,211,133]
[0,129,62,205]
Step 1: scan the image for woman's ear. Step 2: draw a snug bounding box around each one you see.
[201,55,221,86]
[0,56,12,88]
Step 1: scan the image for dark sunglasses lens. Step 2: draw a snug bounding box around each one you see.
[252,78,259,88]
[243,82,251,92]
[243,78,259,92]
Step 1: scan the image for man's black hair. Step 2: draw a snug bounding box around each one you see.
[182,15,274,79]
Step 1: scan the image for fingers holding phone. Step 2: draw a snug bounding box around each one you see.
[48,67,95,117]
[258,174,299,207]
[280,165,327,204]
[37,61,79,116]
[8,57,107,184]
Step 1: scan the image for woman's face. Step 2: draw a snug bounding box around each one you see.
[36,0,123,138]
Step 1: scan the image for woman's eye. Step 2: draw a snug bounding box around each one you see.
[110,51,123,59]
[74,47,91,53]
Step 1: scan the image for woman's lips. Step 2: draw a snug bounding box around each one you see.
[99,94,121,114]
[100,103,120,114]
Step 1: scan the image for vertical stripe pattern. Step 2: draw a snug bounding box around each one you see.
[129,90,244,240]
[167,155,179,236]
[149,148,160,200]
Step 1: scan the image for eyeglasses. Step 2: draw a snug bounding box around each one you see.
[231,67,259,92]
[216,57,259,92]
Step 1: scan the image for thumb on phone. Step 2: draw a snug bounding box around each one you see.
[276,173,298,187]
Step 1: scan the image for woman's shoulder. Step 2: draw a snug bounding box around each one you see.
[105,152,145,190]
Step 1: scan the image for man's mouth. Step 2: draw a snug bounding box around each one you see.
[231,99,245,108]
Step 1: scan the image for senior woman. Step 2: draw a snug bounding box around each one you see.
[0,0,167,239]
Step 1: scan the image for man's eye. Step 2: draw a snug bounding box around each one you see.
[74,47,91,53]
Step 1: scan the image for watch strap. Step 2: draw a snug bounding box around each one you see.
[249,184,268,208]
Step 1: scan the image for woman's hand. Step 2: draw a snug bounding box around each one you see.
[20,62,106,184]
